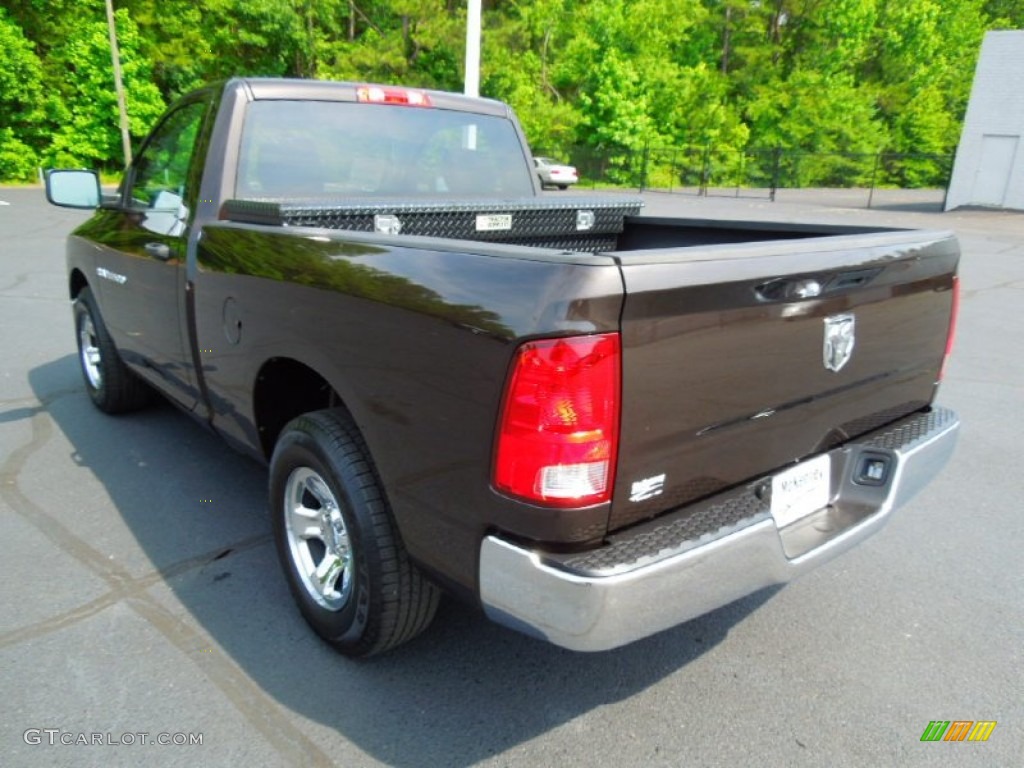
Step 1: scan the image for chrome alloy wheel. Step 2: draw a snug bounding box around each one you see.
[283,467,354,611]
[79,314,103,390]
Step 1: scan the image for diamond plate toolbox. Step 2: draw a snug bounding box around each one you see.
[222,197,643,253]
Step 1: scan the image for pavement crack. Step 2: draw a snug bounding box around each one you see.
[0,388,84,410]
[0,533,273,652]
[130,596,335,768]
[0,592,122,651]
[960,277,1024,299]
[1,412,135,587]
[0,294,70,303]
[149,534,272,586]
[0,410,329,767]
[991,242,1024,256]
[0,273,29,293]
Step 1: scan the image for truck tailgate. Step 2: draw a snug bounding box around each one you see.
[610,230,958,531]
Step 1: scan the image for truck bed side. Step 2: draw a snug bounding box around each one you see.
[194,223,625,593]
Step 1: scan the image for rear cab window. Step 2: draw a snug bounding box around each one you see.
[236,100,535,199]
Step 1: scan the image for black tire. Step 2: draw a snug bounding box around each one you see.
[73,287,152,413]
[269,410,440,657]
[557,184,569,190]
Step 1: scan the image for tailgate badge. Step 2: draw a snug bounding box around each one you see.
[823,313,856,372]
[630,474,666,503]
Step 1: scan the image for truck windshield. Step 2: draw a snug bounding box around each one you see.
[236,100,535,199]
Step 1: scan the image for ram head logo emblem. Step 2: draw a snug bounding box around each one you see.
[823,313,856,372]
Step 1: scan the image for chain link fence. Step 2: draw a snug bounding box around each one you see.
[535,145,955,210]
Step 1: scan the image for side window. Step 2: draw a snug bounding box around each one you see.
[129,102,206,211]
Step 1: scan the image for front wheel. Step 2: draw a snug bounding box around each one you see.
[73,287,151,413]
[269,410,440,657]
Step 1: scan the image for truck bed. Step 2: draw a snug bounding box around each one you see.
[221,196,898,253]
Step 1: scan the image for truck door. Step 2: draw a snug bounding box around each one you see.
[93,99,210,410]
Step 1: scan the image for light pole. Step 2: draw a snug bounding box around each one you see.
[104,0,133,167]
[465,0,481,98]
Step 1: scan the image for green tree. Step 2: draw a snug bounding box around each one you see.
[0,0,1014,185]
[872,0,988,156]
[481,0,582,152]
[317,0,465,90]
[746,70,886,185]
[0,9,45,179]
[46,9,166,169]
[984,0,1024,28]
[121,0,216,99]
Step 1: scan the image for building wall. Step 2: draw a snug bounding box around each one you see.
[945,31,1024,211]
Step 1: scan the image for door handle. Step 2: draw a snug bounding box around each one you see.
[144,242,172,261]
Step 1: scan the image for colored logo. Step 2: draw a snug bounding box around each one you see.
[920,720,997,742]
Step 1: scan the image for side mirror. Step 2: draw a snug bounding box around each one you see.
[45,169,101,209]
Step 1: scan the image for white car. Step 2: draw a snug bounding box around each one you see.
[534,156,579,190]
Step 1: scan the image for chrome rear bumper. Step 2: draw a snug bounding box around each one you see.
[479,407,959,651]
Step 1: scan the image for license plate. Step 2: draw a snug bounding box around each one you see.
[476,214,512,232]
[770,454,831,528]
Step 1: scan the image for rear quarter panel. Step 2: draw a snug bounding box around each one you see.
[194,224,624,594]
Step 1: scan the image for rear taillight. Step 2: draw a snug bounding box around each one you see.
[939,275,960,381]
[494,333,621,507]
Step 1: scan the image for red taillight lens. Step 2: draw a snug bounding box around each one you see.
[939,275,959,381]
[494,333,621,507]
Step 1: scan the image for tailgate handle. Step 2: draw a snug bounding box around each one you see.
[756,268,883,301]
[825,268,883,291]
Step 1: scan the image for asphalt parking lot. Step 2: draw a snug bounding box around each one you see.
[1,186,1021,767]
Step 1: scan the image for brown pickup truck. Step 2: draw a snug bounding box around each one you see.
[45,78,959,656]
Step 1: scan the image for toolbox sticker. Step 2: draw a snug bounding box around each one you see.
[475,214,513,232]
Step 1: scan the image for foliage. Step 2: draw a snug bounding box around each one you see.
[0,0,1012,185]
[46,9,166,169]
[0,8,44,179]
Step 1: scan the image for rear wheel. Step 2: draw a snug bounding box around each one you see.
[269,410,440,657]
[557,184,569,190]
[73,287,151,413]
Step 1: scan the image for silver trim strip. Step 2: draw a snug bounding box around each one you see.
[96,266,127,285]
[479,408,959,651]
